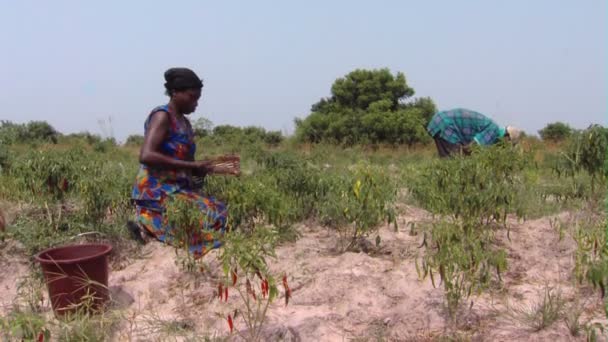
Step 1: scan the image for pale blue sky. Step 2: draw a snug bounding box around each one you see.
[0,0,605,141]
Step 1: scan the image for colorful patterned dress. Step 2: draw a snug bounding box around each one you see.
[131,105,228,257]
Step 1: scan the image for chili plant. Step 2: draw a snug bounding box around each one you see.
[554,125,607,194]
[164,195,221,272]
[216,226,291,341]
[205,173,298,240]
[340,164,397,251]
[411,143,530,316]
[9,148,85,202]
[8,148,86,233]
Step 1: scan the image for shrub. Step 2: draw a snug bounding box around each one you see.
[539,122,572,142]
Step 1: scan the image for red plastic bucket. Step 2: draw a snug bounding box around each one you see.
[35,243,112,317]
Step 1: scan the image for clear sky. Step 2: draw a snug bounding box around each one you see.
[0,0,605,141]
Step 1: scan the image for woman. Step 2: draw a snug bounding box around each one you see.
[426,108,521,158]
[130,67,239,257]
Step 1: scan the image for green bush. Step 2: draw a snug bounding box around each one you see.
[554,124,607,192]
[61,132,103,146]
[8,148,87,201]
[0,120,59,145]
[209,125,285,147]
[539,122,573,142]
[411,143,532,224]
[295,68,435,146]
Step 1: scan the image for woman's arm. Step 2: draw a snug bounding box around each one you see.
[139,111,212,170]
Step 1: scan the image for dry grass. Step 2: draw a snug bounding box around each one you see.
[505,286,565,332]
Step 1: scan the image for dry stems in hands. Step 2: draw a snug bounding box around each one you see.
[212,155,241,176]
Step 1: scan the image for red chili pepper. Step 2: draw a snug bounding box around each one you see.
[224,287,229,302]
[227,314,234,333]
[283,275,291,306]
[38,331,44,342]
[231,269,237,286]
[218,283,223,300]
[261,279,269,298]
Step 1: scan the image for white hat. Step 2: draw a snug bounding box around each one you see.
[506,126,522,143]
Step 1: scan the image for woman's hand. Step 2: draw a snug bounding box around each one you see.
[210,155,240,176]
[190,155,240,176]
[193,160,213,174]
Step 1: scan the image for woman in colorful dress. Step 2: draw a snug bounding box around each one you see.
[129,67,239,257]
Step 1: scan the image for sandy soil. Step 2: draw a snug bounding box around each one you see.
[1,205,606,341]
[0,201,32,313]
[0,241,30,312]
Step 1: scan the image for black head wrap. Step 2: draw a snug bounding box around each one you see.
[164,67,203,92]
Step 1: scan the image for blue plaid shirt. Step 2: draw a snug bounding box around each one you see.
[426,108,506,145]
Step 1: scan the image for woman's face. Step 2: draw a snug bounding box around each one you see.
[173,88,202,115]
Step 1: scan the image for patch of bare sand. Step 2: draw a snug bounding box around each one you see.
[0,201,31,314]
[2,205,607,341]
[107,205,445,341]
[470,212,606,341]
[0,241,30,313]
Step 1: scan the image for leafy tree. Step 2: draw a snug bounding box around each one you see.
[192,117,214,138]
[539,122,572,142]
[294,114,331,144]
[210,124,284,146]
[400,96,437,124]
[296,68,435,145]
[0,120,59,144]
[311,68,414,113]
[213,125,243,137]
[0,121,20,145]
[243,126,267,141]
[23,121,59,143]
[263,131,284,146]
